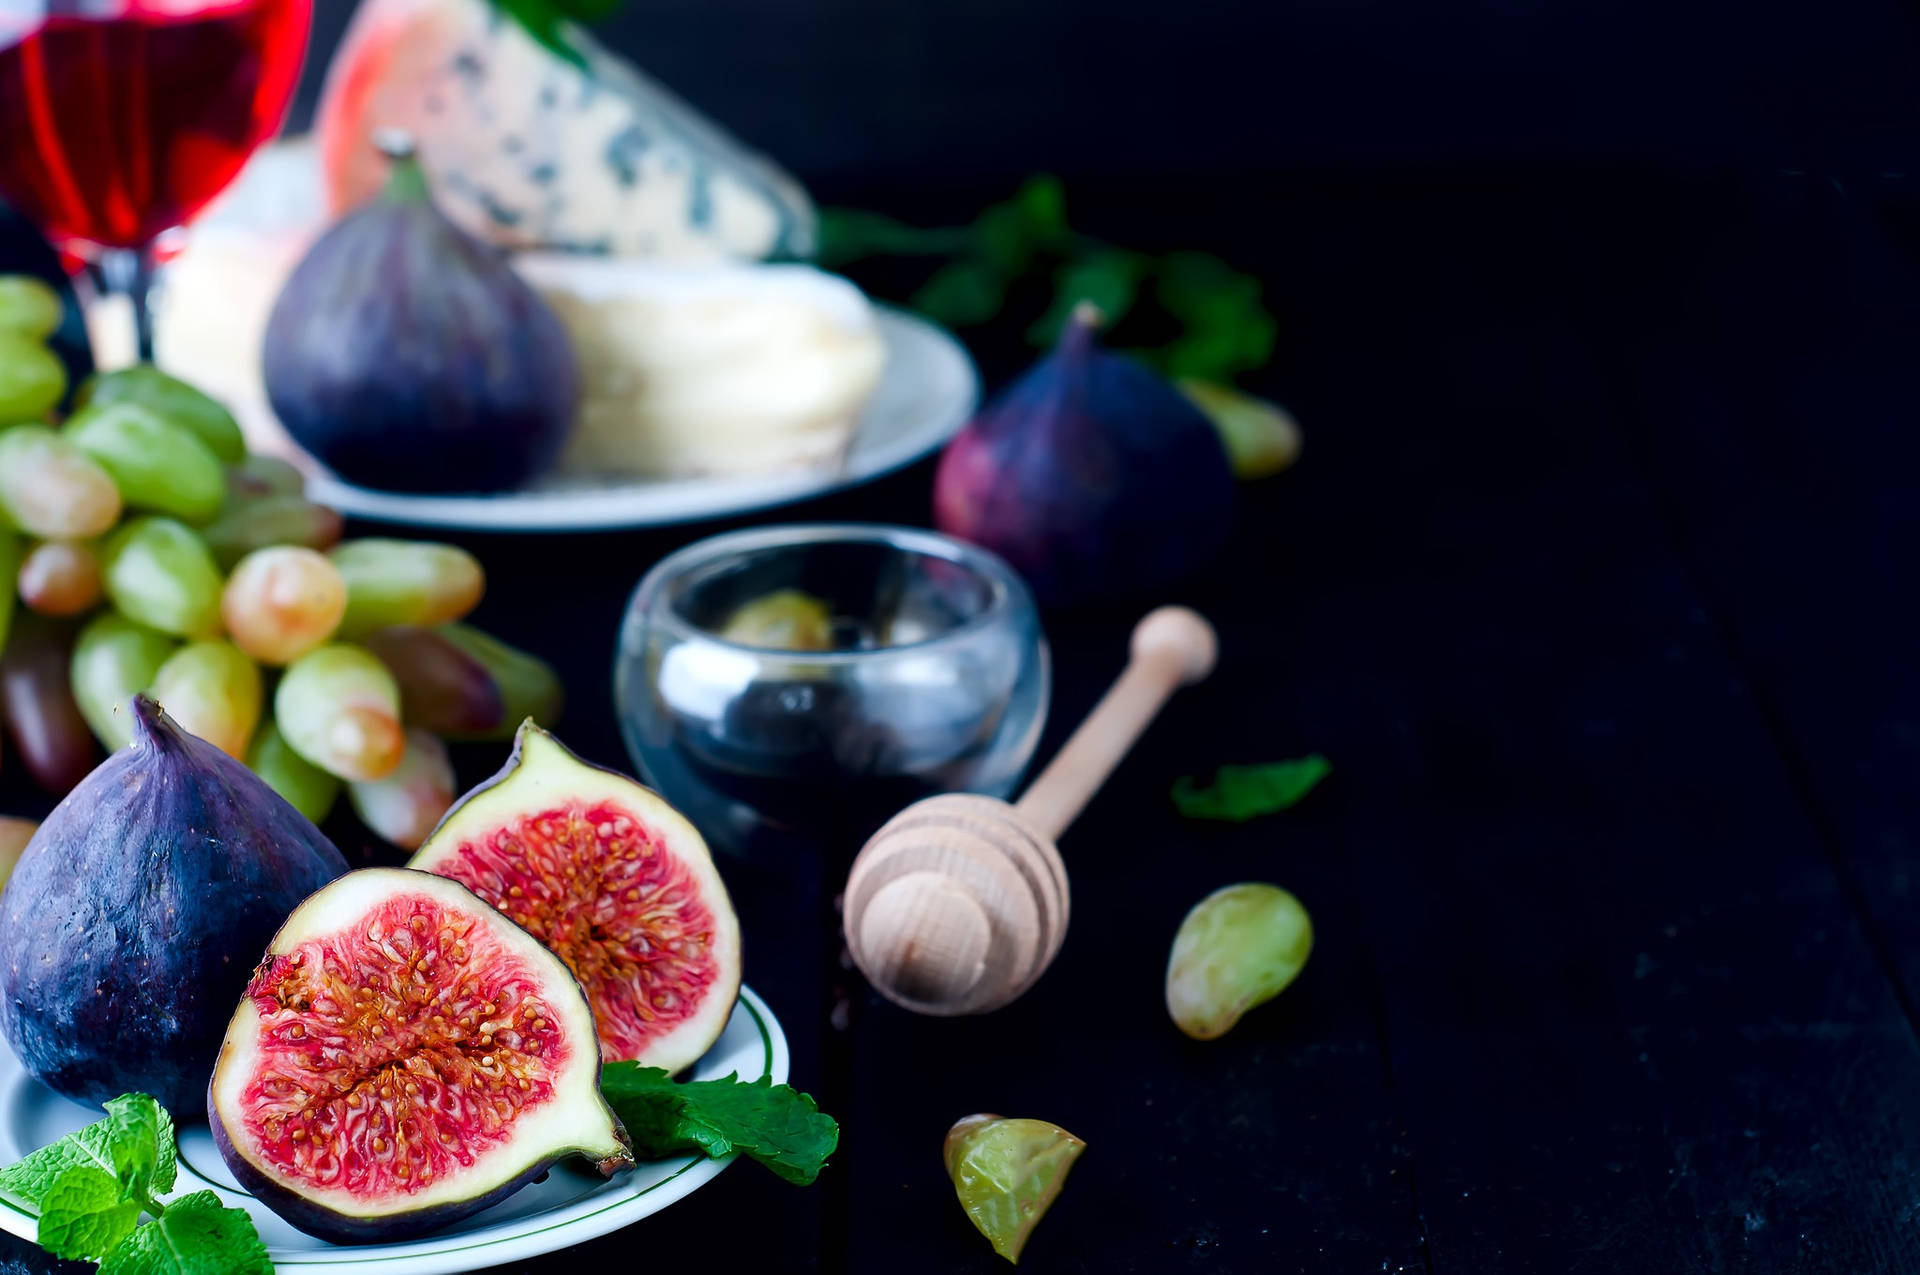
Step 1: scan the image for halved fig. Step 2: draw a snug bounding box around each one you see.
[209,868,632,1245]
[410,723,742,1074]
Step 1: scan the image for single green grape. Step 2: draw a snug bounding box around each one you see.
[65,399,226,523]
[944,1115,1085,1263]
[0,333,67,422]
[0,276,62,340]
[100,516,226,638]
[0,425,122,538]
[148,640,262,759]
[203,495,344,569]
[78,363,246,463]
[1165,882,1313,1040]
[718,588,836,651]
[275,643,405,782]
[329,539,485,637]
[70,611,178,751]
[246,719,341,825]
[225,454,307,501]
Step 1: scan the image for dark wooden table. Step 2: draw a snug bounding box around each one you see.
[7,168,1920,1273]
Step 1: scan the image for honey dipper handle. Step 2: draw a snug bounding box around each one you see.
[1013,606,1217,843]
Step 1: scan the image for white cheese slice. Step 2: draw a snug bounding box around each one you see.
[513,257,887,480]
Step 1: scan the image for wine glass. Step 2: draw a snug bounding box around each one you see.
[0,0,312,361]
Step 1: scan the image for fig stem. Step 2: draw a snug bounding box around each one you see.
[376,133,432,205]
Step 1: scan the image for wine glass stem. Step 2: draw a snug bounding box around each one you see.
[98,245,157,363]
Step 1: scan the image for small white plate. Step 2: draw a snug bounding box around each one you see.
[0,987,787,1275]
[295,306,978,532]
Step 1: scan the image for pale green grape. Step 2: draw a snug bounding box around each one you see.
[0,425,122,538]
[0,334,65,422]
[0,276,62,340]
[70,612,178,750]
[246,720,341,825]
[330,539,485,637]
[221,546,348,666]
[275,643,405,782]
[148,640,262,759]
[65,400,226,523]
[101,516,225,637]
[78,364,245,463]
[1165,882,1313,1040]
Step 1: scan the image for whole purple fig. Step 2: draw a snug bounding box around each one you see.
[934,305,1236,607]
[0,696,348,1112]
[263,142,579,493]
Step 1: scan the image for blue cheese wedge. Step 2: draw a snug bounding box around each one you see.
[318,0,815,262]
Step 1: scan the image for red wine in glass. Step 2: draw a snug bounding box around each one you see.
[0,0,311,358]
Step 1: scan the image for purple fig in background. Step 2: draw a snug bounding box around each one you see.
[933,304,1236,608]
[263,140,579,494]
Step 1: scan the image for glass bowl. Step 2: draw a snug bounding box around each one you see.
[614,524,1050,859]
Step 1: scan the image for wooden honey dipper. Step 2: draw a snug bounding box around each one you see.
[844,606,1218,1015]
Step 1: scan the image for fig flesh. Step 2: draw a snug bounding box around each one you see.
[933,305,1236,608]
[410,723,741,1073]
[210,868,632,1244]
[0,696,349,1112]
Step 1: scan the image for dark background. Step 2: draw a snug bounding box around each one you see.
[8,2,1920,1274]
[291,0,1920,188]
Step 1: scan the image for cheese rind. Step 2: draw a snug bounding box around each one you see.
[318,0,815,262]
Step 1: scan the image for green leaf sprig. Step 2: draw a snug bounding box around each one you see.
[1173,755,1331,822]
[492,0,625,69]
[817,176,1278,383]
[600,1065,839,1187]
[0,1094,270,1274]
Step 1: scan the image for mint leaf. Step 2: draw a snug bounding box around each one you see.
[816,210,969,267]
[910,260,1008,328]
[36,1165,143,1262]
[104,1094,172,1199]
[1172,756,1332,822]
[97,1191,271,1275]
[1028,250,1149,346]
[0,1112,123,1212]
[601,1065,839,1186]
[1012,175,1069,246]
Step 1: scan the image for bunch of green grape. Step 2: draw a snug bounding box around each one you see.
[0,276,562,847]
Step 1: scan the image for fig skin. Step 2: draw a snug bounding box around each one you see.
[208,1106,580,1246]
[207,868,633,1245]
[0,696,349,1112]
[934,306,1237,609]
[264,152,579,494]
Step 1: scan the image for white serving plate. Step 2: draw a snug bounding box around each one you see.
[0,987,786,1275]
[103,139,980,534]
[292,305,977,532]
